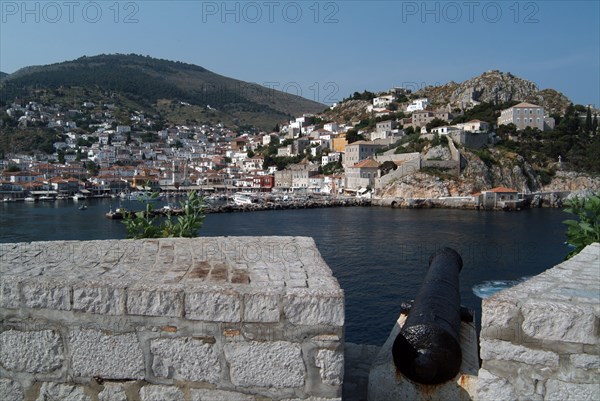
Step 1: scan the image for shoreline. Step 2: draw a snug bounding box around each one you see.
[104,190,580,220]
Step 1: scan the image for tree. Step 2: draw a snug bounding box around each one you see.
[346,129,364,144]
[247,149,255,158]
[426,118,447,132]
[58,150,65,164]
[6,165,21,172]
[85,160,99,176]
[592,114,598,135]
[584,106,593,135]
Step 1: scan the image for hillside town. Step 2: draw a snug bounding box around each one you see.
[1,86,597,209]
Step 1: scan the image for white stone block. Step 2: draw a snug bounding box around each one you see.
[35,382,91,401]
[0,379,23,401]
[243,292,280,322]
[150,337,220,383]
[477,369,517,401]
[570,353,600,370]
[480,339,559,367]
[139,385,184,401]
[190,389,256,401]
[22,281,70,310]
[0,329,63,373]
[127,288,183,317]
[521,300,597,344]
[69,329,144,379]
[283,291,344,326]
[73,285,124,315]
[545,379,599,401]
[224,341,305,388]
[0,279,21,309]
[481,295,519,334]
[98,383,127,401]
[315,349,344,386]
[185,290,241,322]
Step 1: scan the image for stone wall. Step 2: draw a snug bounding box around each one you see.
[0,237,344,401]
[375,156,421,189]
[478,242,599,401]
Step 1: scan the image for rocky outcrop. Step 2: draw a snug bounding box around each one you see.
[424,145,452,160]
[377,147,544,200]
[325,100,372,123]
[415,70,570,113]
[542,170,600,193]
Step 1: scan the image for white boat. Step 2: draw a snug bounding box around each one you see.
[24,197,36,202]
[73,193,86,201]
[127,191,163,202]
[39,195,55,201]
[233,192,257,205]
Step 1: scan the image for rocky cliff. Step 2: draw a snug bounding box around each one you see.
[377,146,600,201]
[415,70,570,114]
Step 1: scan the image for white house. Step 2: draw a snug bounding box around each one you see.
[406,98,429,112]
[324,123,339,133]
[322,152,341,165]
[455,120,490,132]
[373,95,394,108]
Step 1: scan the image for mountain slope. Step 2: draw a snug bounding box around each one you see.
[0,54,325,129]
[415,70,570,114]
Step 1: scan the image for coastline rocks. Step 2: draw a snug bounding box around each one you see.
[543,171,600,193]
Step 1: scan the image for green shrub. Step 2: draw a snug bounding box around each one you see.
[563,192,600,259]
[123,190,206,239]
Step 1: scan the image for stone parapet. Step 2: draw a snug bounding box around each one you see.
[478,243,599,401]
[0,237,344,401]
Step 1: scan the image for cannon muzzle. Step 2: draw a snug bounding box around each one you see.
[392,247,463,385]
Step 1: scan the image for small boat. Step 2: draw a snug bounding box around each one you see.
[127,191,164,202]
[24,197,36,202]
[233,192,258,205]
[73,193,86,201]
[39,195,55,201]
[78,205,87,210]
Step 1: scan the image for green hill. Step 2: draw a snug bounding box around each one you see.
[0,54,325,129]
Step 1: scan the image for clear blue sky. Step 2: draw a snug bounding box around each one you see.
[1,0,599,106]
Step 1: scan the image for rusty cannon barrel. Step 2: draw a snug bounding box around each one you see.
[392,247,463,385]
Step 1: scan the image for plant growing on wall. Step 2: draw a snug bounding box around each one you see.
[563,191,600,259]
[122,190,206,239]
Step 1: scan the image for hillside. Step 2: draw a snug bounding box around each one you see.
[414,70,570,114]
[0,54,325,129]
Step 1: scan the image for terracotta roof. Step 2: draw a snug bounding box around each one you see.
[486,186,518,193]
[512,102,541,108]
[352,158,380,168]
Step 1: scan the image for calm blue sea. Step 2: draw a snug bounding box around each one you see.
[0,199,570,345]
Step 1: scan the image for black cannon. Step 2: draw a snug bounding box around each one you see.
[392,247,464,385]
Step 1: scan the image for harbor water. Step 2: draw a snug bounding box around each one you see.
[0,199,569,345]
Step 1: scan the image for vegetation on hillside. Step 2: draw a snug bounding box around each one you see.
[0,54,324,130]
[497,104,600,174]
